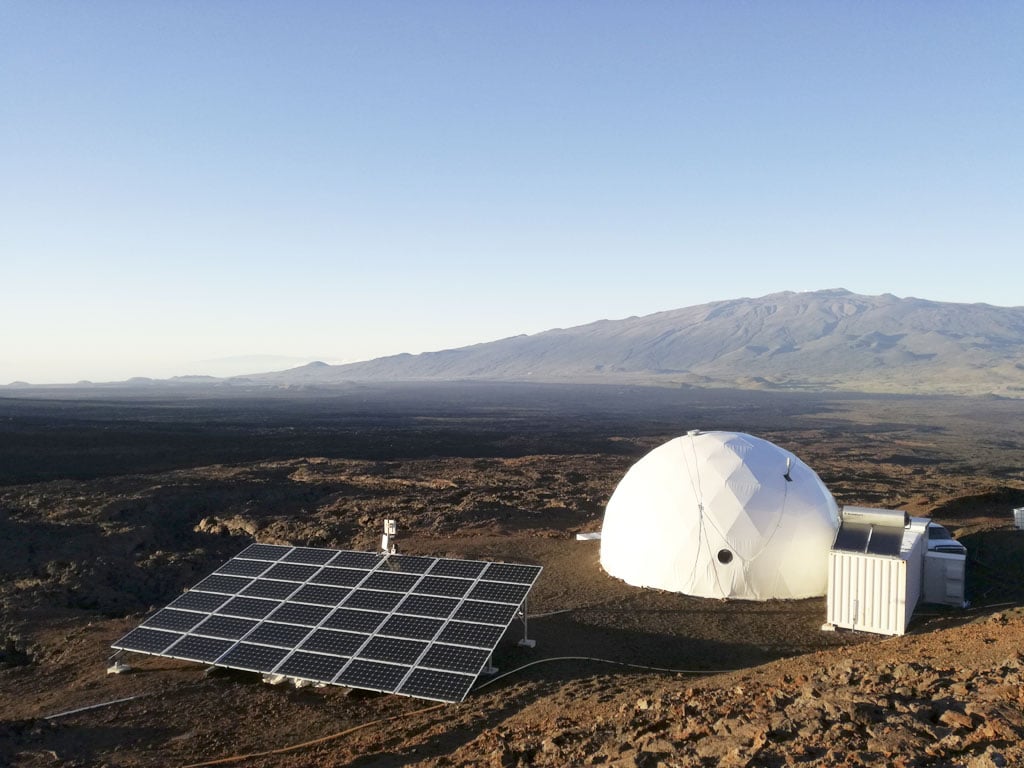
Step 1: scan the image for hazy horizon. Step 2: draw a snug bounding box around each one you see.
[4,4,1022,384]
[6,287,1024,387]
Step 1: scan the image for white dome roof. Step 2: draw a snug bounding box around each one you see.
[600,431,839,600]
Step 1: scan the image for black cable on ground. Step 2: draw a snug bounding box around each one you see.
[473,655,733,693]
[44,694,149,721]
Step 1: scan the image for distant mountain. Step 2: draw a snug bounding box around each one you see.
[7,290,1021,397]
[239,289,1024,397]
[190,354,329,379]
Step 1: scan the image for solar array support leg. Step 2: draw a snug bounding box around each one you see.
[481,652,499,676]
[107,650,132,675]
[517,596,536,648]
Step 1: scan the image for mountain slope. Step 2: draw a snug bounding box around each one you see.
[244,289,1024,396]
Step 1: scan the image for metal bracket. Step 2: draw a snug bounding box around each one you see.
[481,652,499,676]
[517,595,536,648]
[106,650,132,675]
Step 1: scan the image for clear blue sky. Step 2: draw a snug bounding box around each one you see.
[3,2,1022,383]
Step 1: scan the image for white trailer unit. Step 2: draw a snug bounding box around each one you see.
[825,508,925,636]
[923,550,968,607]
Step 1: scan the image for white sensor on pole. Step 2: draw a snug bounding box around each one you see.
[381,519,397,554]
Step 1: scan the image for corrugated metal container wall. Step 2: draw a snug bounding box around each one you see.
[902,533,925,620]
[1014,507,1024,530]
[827,551,916,636]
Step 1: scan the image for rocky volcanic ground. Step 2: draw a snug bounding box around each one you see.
[1,388,1024,767]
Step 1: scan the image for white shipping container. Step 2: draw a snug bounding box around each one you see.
[826,531,924,636]
[1014,507,1024,530]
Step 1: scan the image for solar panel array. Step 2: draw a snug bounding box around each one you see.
[112,544,542,703]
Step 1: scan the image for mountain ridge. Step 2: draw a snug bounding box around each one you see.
[239,289,1024,397]
[6,289,1023,396]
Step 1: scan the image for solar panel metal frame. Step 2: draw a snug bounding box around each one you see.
[112,545,542,703]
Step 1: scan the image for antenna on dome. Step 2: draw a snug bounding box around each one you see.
[381,519,397,554]
[783,457,792,482]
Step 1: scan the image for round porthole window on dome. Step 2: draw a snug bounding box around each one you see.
[717,549,733,565]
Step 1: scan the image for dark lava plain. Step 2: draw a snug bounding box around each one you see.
[1,382,1023,767]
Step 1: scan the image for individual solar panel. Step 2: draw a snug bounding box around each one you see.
[358,636,427,666]
[114,627,181,654]
[483,563,543,584]
[238,543,292,561]
[399,668,476,703]
[290,584,350,606]
[380,614,443,641]
[336,659,408,692]
[468,581,531,604]
[219,643,291,672]
[142,609,207,633]
[283,547,337,565]
[396,594,459,619]
[267,602,332,626]
[216,558,272,577]
[277,651,349,683]
[420,643,490,674]
[833,523,871,553]
[322,608,388,633]
[167,635,234,663]
[194,615,258,640]
[193,574,253,594]
[310,567,367,587]
[246,622,312,648]
[300,629,368,656]
[168,591,231,613]
[111,545,542,703]
[331,551,383,569]
[437,621,505,649]
[262,563,320,582]
[428,559,487,579]
[217,596,281,619]
[453,600,518,625]
[383,554,434,573]
[868,527,905,557]
[362,571,420,592]
[241,579,299,600]
[413,576,473,598]
[343,589,404,612]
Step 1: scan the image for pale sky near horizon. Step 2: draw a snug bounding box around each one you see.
[2,2,1022,384]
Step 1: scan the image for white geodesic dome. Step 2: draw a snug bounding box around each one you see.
[600,431,839,600]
